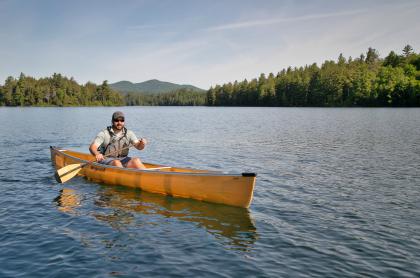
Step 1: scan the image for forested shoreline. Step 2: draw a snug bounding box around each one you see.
[0,73,205,107]
[124,89,206,106]
[1,45,419,107]
[0,73,123,106]
[207,45,420,107]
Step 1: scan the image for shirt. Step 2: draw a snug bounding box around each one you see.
[92,127,139,150]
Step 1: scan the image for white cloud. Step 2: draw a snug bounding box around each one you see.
[207,9,368,31]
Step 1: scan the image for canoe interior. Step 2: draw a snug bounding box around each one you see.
[60,149,212,174]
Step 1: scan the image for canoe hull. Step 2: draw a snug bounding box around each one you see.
[50,147,256,208]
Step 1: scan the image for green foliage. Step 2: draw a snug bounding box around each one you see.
[207,46,420,107]
[125,88,206,106]
[384,51,403,67]
[0,73,124,106]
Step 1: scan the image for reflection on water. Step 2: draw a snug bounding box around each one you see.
[55,186,257,251]
[54,188,81,214]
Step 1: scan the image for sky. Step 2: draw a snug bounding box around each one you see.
[0,0,419,89]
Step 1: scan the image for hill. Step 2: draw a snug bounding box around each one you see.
[110,79,204,94]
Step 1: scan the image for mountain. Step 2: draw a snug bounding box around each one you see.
[109,79,205,94]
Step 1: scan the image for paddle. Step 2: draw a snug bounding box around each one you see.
[54,145,133,184]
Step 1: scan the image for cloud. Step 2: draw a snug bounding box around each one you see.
[207,9,368,31]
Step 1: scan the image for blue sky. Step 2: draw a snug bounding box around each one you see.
[0,0,419,89]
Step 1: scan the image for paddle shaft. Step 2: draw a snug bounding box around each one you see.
[58,144,134,178]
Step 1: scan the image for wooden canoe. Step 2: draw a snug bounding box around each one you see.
[50,146,256,208]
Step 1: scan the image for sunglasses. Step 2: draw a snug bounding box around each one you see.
[113,118,125,123]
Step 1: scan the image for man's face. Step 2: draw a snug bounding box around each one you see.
[112,117,125,130]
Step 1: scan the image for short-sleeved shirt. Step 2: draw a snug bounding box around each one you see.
[92,127,139,154]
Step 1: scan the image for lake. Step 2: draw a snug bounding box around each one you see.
[0,107,419,277]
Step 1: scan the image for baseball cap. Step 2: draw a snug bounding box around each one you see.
[112,111,125,121]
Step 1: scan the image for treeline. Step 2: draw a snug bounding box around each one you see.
[0,73,123,106]
[0,73,206,106]
[2,45,419,107]
[207,45,420,107]
[125,89,206,106]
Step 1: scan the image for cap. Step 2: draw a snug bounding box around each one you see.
[112,111,125,121]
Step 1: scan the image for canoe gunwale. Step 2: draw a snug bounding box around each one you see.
[50,146,249,177]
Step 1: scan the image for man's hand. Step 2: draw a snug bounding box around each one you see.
[95,153,105,162]
[137,138,147,150]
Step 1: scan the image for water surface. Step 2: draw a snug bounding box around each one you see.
[0,107,419,277]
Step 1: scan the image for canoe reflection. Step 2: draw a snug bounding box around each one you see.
[54,188,81,214]
[94,186,257,250]
[54,186,257,250]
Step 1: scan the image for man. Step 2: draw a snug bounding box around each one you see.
[89,111,147,169]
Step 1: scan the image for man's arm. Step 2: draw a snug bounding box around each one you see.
[128,130,147,151]
[89,142,105,162]
[90,131,106,162]
[135,138,147,150]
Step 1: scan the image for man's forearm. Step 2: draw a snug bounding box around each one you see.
[89,144,100,155]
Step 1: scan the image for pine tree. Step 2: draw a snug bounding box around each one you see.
[366,47,379,64]
[403,44,414,57]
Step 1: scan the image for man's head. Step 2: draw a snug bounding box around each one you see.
[112,111,125,130]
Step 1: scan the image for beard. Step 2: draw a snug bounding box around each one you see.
[113,123,124,131]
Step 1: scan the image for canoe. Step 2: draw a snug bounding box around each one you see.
[50,146,256,208]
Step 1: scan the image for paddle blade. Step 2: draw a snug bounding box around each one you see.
[55,163,84,183]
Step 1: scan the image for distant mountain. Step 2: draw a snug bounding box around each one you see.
[110,79,205,94]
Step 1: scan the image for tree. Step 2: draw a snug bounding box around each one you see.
[403,44,414,57]
[348,64,375,105]
[13,86,24,106]
[366,47,379,64]
[1,76,15,105]
[384,51,402,67]
[206,87,215,106]
[375,66,408,106]
[338,53,346,65]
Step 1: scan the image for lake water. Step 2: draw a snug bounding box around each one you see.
[0,107,419,277]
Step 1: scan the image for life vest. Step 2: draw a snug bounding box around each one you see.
[100,126,130,157]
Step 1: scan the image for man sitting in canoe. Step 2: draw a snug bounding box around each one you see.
[89,111,147,169]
